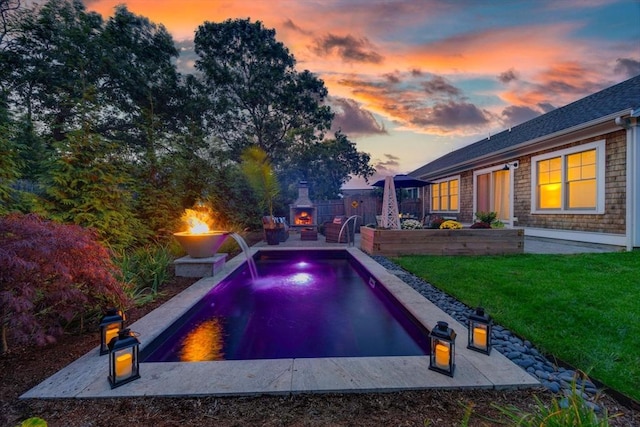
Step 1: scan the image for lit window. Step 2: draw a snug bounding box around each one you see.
[566,151,596,208]
[531,141,604,214]
[432,183,440,211]
[537,157,562,209]
[431,177,459,212]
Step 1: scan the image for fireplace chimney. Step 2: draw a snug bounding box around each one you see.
[294,180,313,207]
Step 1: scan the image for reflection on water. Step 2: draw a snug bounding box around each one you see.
[179,318,225,361]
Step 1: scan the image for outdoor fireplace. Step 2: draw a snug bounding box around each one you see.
[290,181,317,229]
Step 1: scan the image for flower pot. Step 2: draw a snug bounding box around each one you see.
[264,228,280,245]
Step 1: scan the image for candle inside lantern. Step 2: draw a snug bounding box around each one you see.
[115,353,132,380]
[473,326,487,349]
[105,326,119,346]
[435,342,450,368]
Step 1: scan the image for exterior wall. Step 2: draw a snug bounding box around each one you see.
[512,129,626,235]
[458,171,474,223]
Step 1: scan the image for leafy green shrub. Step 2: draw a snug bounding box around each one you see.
[41,131,142,250]
[0,213,129,354]
[114,244,174,306]
[491,219,505,228]
[475,211,497,224]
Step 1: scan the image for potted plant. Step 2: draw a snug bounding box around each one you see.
[471,211,497,229]
[240,147,281,245]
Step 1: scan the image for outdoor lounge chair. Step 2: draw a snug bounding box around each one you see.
[323,216,349,243]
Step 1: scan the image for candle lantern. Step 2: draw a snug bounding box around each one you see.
[467,307,492,355]
[429,321,456,377]
[108,328,140,388]
[99,308,124,355]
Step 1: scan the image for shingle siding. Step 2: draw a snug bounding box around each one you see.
[511,130,626,234]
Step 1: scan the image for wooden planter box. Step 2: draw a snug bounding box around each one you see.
[360,226,524,256]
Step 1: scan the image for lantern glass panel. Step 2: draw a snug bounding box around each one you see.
[99,309,124,355]
[467,307,492,355]
[108,329,140,388]
[428,321,456,376]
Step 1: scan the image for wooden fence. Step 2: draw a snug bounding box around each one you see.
[313,196,424,227]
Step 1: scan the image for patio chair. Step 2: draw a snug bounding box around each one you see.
[323,216,349,243]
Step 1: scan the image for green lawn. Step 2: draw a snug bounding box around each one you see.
[392,251,640,402]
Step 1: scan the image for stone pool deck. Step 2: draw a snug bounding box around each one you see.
[22,243,539,399]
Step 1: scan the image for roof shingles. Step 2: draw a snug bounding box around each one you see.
[411,74,640,177]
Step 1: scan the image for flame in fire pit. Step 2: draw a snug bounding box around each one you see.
[174,207,229,258]
[182,209,212,234]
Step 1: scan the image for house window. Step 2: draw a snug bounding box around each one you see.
[531,140,605,214]
[431,177,459,212]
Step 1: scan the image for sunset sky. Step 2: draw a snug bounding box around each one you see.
[83,0,640,188]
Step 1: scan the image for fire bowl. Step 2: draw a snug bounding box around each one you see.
[173,231,230,258]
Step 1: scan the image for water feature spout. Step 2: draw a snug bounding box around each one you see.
[173,230,257,280]
[229,232,258,280]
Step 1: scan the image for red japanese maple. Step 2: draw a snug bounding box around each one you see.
[0,213,130,354]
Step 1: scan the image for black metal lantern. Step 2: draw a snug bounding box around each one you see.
[108,328,140,388]
[429,321,456,377]
[99,308,124,355]
[467,307,492,355]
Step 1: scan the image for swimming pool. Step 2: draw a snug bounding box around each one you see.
[141,250,430,362]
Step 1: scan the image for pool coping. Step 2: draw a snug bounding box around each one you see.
[21,246,539,399]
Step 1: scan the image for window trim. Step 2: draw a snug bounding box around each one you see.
[430,175,461,213]
[530,140,606,214]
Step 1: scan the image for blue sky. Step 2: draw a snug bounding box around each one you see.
[86,0,640,188]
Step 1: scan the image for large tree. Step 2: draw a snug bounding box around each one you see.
[100,5,187,237]
[194,18,333,163]
[194,18,374,201]
[282,131,375,200]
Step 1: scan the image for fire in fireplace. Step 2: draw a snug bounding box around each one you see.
[290,181,317,229]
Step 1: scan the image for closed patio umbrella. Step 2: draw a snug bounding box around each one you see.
[380,176,400,229]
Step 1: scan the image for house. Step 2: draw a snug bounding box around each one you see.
[411,74,640,250]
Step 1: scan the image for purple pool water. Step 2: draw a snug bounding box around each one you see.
[141,250,430,362]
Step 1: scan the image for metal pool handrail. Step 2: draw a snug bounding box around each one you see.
[338,215,362,246]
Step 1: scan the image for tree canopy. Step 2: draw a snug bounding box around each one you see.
[1,1,375,246]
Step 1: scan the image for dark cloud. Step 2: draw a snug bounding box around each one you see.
[498,69,518,84]
[538,102,556,113]
[500,105,542,128]
[337,73,488,133]
[383,72,401,84]
[413,101,490,128]
[410,68,423,77]
[312,34,384,63]
[614,58,640,78]
[374,154,401,176]
[330,97,387,136]
[281,18,310,35]
[504,63,606,109]
[379,153,400,167]
[422,76,461,97]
